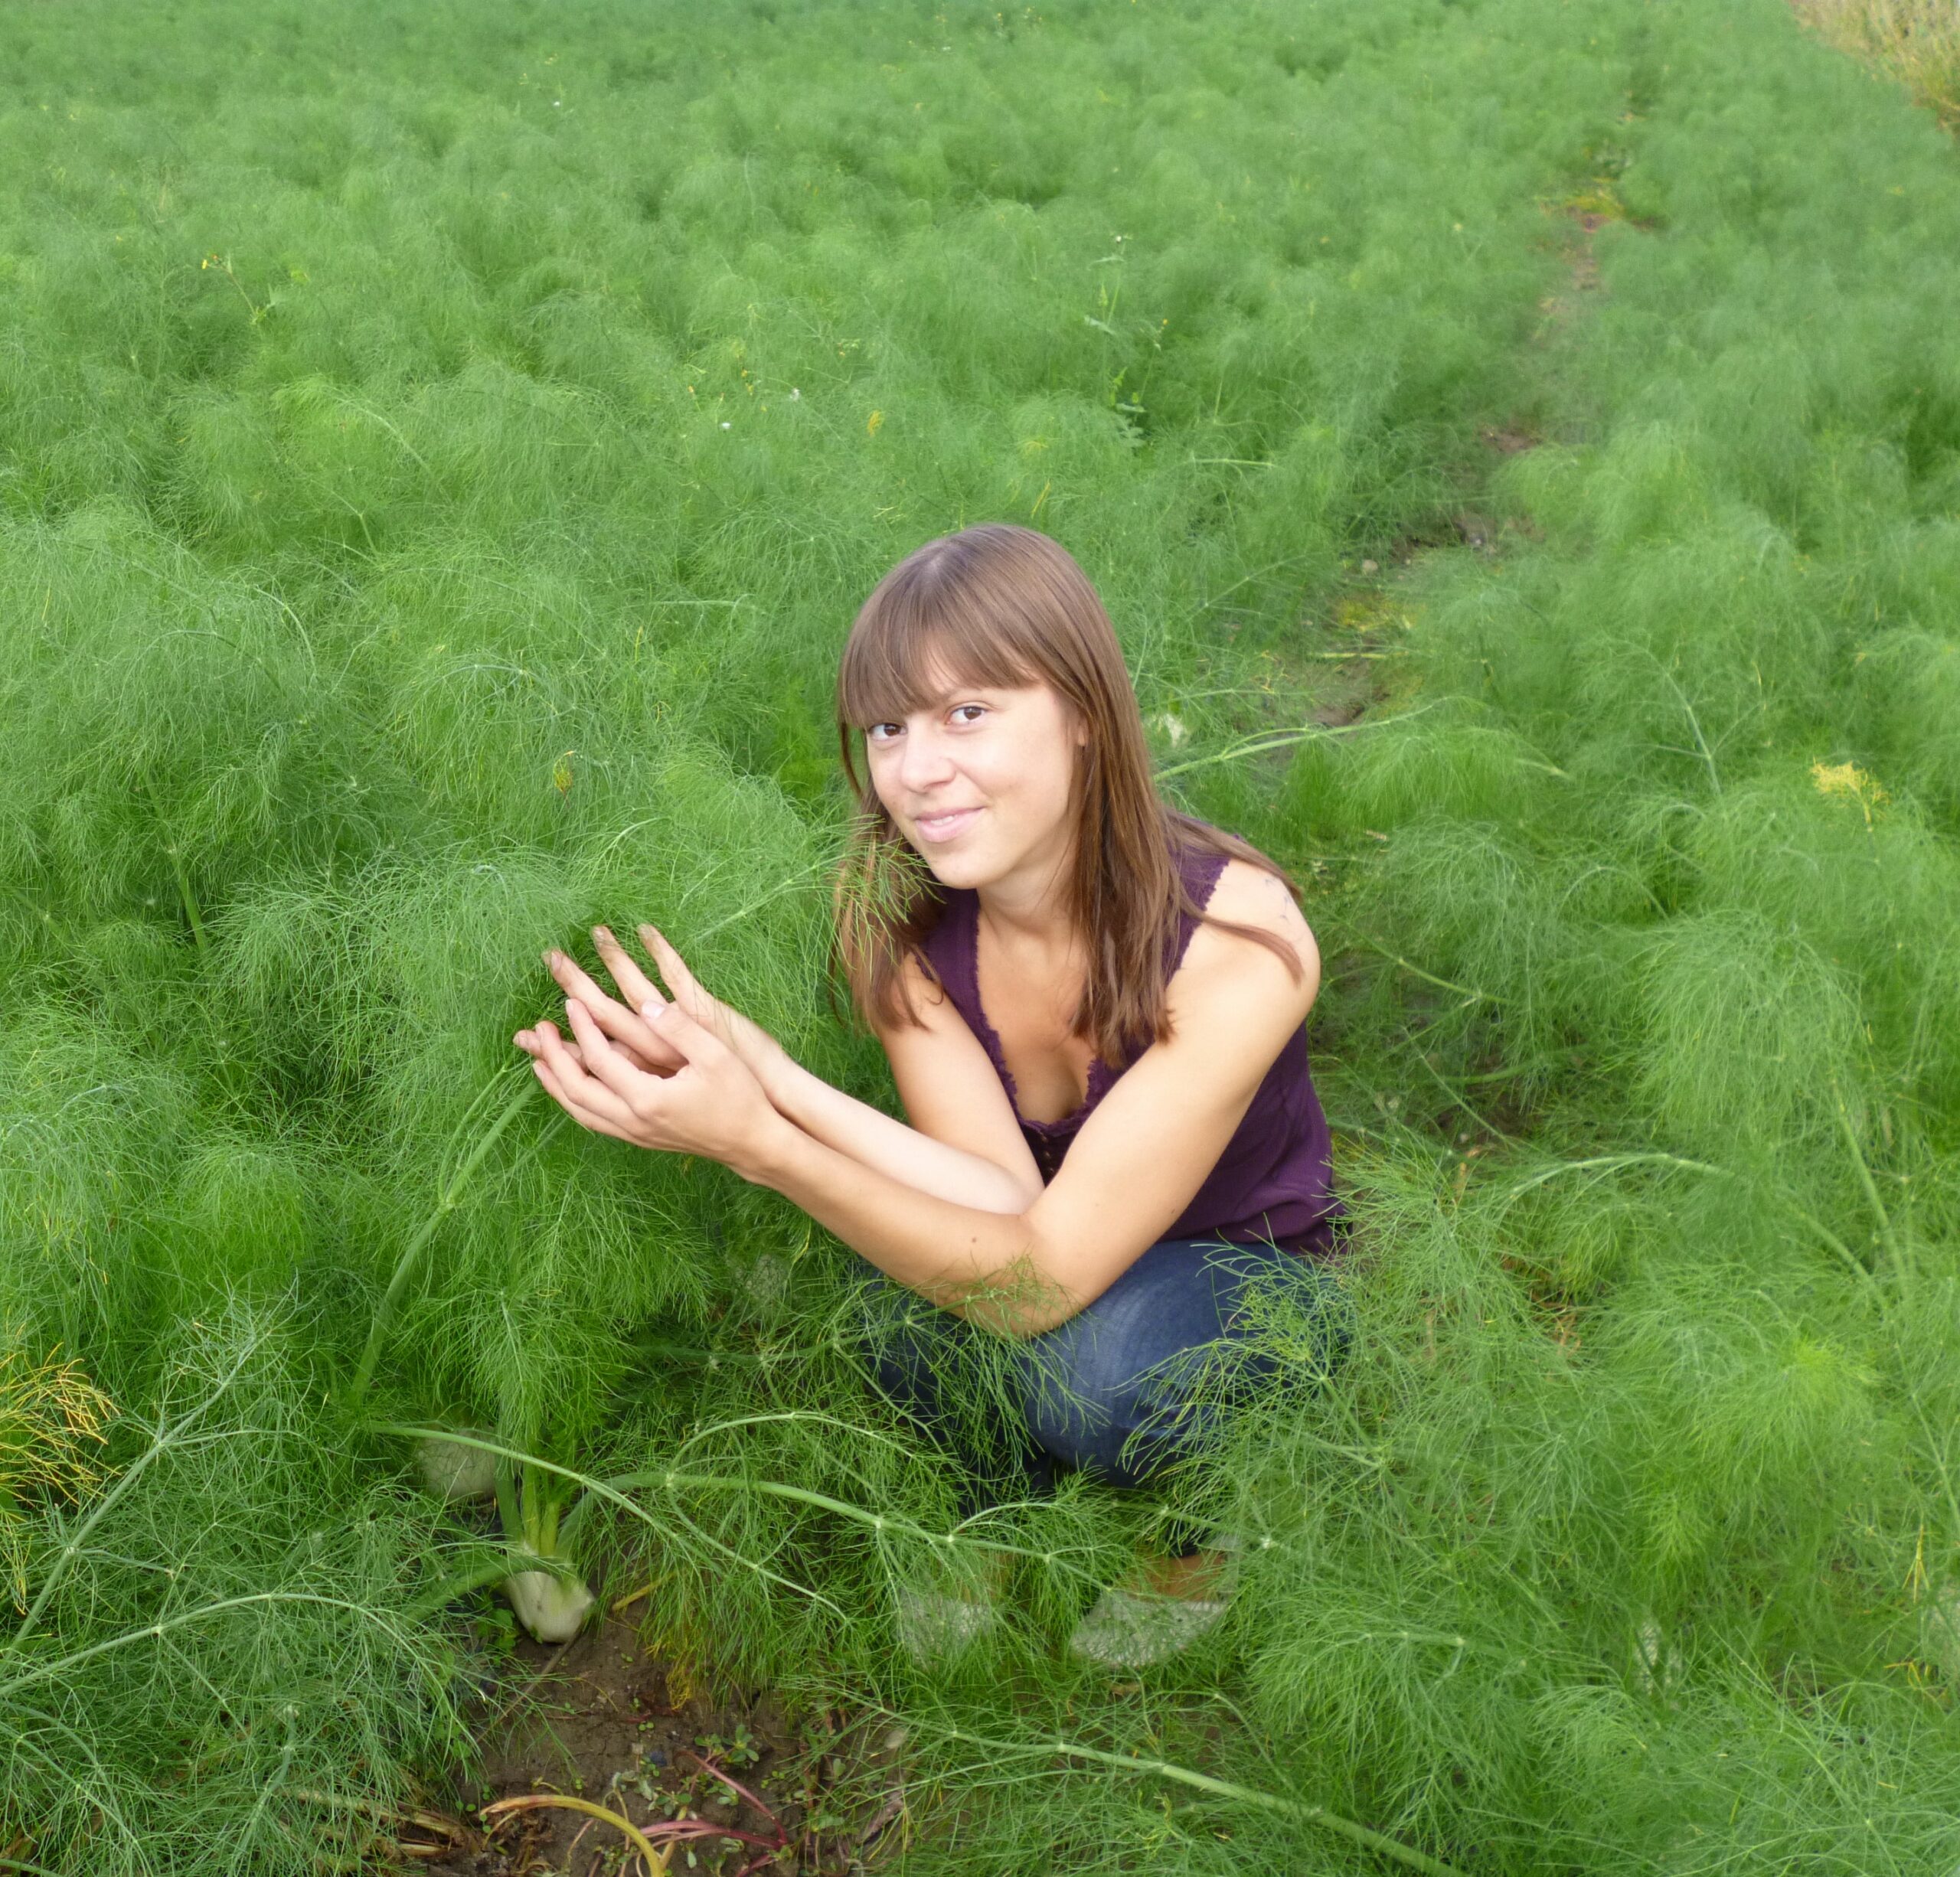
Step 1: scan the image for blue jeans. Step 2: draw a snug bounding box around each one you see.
[855,1232,1351,1542]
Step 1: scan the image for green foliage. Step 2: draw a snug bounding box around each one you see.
[1,1307,475,1876]
[5,0,1960,1868]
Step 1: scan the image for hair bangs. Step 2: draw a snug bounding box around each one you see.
[836,573,1041,730]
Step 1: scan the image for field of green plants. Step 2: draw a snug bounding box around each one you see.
[5,0,1960,1868]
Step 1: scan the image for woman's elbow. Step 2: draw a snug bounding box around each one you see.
[984,1165,1045,1216]
[982,1287,1083,1340]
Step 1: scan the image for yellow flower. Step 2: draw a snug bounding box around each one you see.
[867,410,884,437]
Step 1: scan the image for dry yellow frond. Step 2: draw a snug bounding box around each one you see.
[0,1346,116,1610]
[1795,0,1960,132]
[1811,758,1890,825]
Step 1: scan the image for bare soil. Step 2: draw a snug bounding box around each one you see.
[374,1611,910,1875]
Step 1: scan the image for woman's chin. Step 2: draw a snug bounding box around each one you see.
[920,853,980,888]
[915,842,995,890]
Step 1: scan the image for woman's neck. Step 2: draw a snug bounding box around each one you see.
[972,832,1076,952]
[973,844,1093,1068]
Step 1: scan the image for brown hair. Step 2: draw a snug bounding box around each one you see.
[829,523,1305,1070]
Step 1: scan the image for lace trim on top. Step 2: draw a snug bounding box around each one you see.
[960,844,1229,1136]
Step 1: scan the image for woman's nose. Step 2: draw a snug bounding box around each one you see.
[897,723,955,792]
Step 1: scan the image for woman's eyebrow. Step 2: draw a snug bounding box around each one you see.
[925,678,1014,706]
[888,685,969,713]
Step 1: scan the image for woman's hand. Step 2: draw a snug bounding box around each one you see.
[634,922,792,1088]
[511,1028,662,1080]
[519,997,782,1170]
[520,920,1038,1226]
[524,932,684,1080]
[532,925,790,1094]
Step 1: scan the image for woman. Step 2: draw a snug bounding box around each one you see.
[514,524,1350,1665]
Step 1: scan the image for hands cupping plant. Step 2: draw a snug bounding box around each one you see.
[514,923,782,1167]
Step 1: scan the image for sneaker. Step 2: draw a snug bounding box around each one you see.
[1066,1582,1230,1666]
[894,1580,1002,1661]
[1067,1537,1240,1667]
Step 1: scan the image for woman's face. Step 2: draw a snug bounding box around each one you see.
[861,661,1086,891]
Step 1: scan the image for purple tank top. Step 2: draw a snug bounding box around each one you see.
[915,833,1348,1257]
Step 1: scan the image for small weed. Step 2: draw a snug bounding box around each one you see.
[692,1725,761,1771]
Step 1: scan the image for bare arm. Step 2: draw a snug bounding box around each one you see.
[731,863,1320,1334]
[542,925,1042,1215]
[525,863,1318,1337]
[752,1047,1040,1216]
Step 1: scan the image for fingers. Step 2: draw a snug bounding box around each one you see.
[527,1053,639,1144]
[563,998,673,1111]
[642,995,731,1061]
[520,925,724,1144]
[638,922,729,1033]
[516,1026,665,1077]
[543,945,630,1015]
[638,923,702,1001]
[590,925,665,1013]
[531,1014,641,1131]
[542,946,682,1070]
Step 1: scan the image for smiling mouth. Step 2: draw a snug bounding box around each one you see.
[913,806,982,842]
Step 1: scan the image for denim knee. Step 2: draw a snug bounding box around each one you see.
[1018,1239,1351,1490]
[1014,1241,1223,1486]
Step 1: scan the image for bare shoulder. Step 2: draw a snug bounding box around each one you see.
[867,943,956,1044]
[893,942,950,1004]
[1208,857,1318,953]
[1181,857,1321,1007]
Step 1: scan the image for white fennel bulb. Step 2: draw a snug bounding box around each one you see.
[504,1566,596,1643]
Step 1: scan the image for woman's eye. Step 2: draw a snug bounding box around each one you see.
[867,722,901,743]
[950,704,985,726]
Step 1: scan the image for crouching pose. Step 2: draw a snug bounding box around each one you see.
[514,523,1351,1665]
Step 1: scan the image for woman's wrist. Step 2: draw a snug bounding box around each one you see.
[743,1029,801,1114]
[732,1105,808,1190]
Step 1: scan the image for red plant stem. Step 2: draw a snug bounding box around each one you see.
[678,1748,786,1840]
[644,1820,780,1849]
